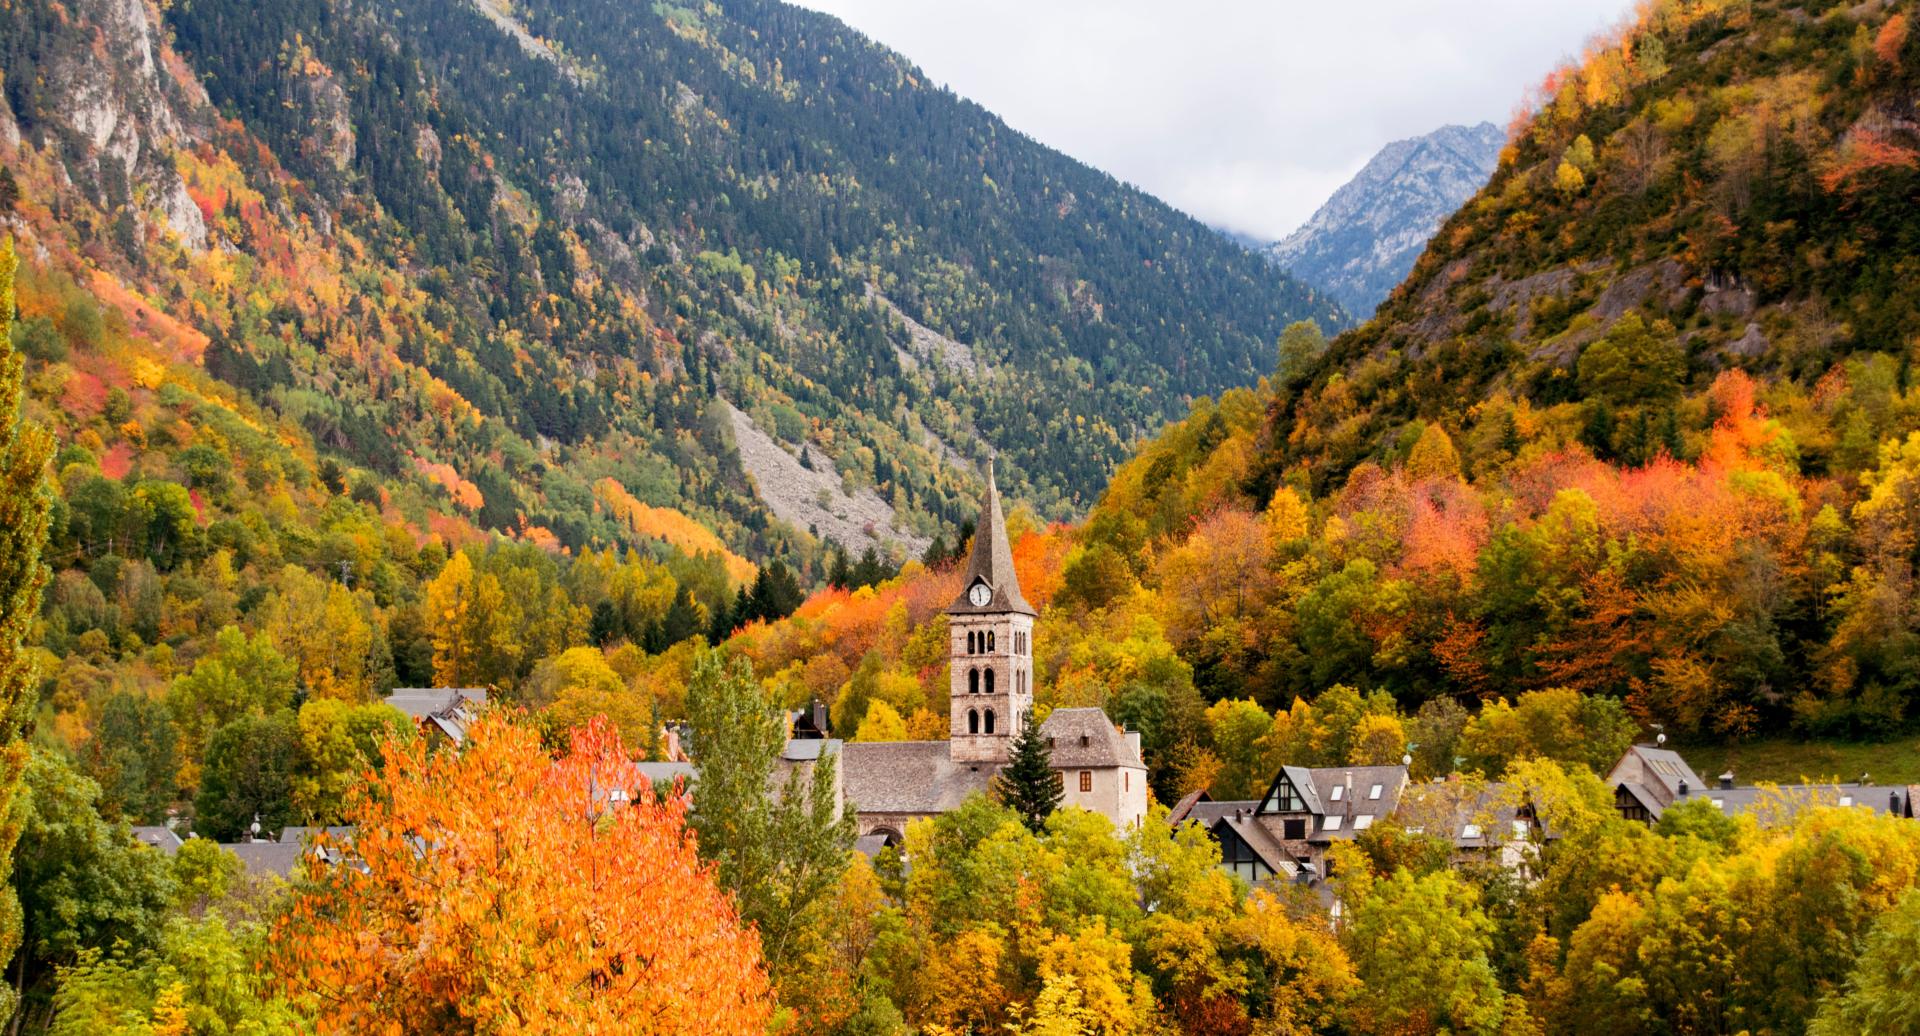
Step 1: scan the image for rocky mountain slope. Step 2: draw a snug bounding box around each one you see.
[0,0,1340,576]
[1266,122,1505,318]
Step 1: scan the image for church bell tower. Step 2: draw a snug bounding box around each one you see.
[947,462,1035,765]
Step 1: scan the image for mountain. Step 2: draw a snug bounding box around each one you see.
[0,0,1340,579]
[1276,0,1919,489]
[1265,122,1505,318]
[1053,0,1918,741]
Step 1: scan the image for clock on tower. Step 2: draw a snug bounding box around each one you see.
[946,463,1036,765]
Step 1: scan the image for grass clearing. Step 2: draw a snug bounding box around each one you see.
[1676,736,1920,787]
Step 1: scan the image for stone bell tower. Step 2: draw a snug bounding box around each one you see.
[947,462,1035,765]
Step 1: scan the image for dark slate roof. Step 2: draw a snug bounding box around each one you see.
[637,761,697,785]
[384,687,487,721]
[1041,708,1144,769]
[223,840,308,879]
[1212,812,1300,879]
[841,741,998,815]
[782,738,842,762]
[947,464,1035,616]
[1186,800,1259,827]
[1687,783,1907,820]
[1167,788,1213,825]
[131,826,182,854]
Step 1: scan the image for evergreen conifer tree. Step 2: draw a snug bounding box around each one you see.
[0,238,53,1019]
[995,710,1061,833]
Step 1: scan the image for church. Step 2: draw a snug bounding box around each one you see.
[838,467,1149,844]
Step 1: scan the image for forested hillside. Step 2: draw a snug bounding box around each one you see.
[0,0,1333,854]
[2,0,1336,566]
[722,0,1920,777]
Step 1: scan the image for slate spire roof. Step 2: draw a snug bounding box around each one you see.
[948,459,1035,616]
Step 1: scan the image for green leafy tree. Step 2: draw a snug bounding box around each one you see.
[0,235,53,1022]
[48,914,302,1035]
[1577,312,1686,406]
[1811,887,1920,1036]
[995,710,1063,832]
[194,712,299,841]
[80,691,178,823]
[167,626,299,766]
[14,749,176,1020]
[1341,868,1507,1035]
[686,650,855,979]
[1277,319,1327,381]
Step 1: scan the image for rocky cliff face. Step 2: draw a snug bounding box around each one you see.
[3,0,208,250]
[1266,122,1504,319]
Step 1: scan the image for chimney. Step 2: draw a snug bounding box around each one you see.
[1125,730,1142,759]
[1891,790,1902,814]
[1677,779,1689,799]
[1719,771,1734,791]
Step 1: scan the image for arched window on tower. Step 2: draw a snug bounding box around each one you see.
[984,708,996,734]
[988,630,996,652]
[969,668,980,694]
[985,669,996,694]
[968,709,979,734]
[966,630,976,654]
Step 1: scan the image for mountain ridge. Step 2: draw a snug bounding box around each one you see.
[1267,121,1505,318]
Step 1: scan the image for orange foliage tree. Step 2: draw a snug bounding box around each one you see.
[271,714,771,1033]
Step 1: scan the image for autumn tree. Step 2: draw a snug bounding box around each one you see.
[0,236,53,1021]
[685,651,856,984]
[1341,868,1507,1035]
[273,714,771,1032]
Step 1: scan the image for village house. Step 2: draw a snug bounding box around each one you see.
[1177,739,1915,890]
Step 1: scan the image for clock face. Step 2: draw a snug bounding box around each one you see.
[968,583,992,607]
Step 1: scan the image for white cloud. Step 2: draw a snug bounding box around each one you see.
[788,0,1636,240]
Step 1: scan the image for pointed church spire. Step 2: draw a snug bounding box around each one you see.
[948,456,1035,616]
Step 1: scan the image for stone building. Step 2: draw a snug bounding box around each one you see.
[840,465,1147,843]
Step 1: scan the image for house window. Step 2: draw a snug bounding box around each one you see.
[1368,784,1383,800]
[1461,823,1482,840]
[1124,772,1129,792]
[1261,776,1307,814]
[969,668,980,694]
[1079,771,1092,793]
[1323,816,1343,832]
[1353,814,1375,830]
[968,709,979,734]
[984,709,996,734]
[1283,818,1307,840]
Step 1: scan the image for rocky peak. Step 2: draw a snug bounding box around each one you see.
[1265,121,1504,320]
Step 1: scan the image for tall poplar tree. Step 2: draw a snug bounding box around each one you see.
[0,236,53,1017]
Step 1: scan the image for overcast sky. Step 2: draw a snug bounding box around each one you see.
[789,0,1637,242]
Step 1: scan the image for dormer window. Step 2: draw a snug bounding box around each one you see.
[1368,784,1383,800]
[1330,785,1344,802]
[1323,816,1343,832]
